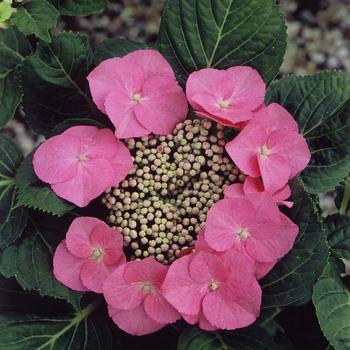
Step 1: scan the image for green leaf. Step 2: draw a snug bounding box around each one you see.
[15,151,75,217]
[326,214,350,260]
[260,181,329,307]
[0,27,32,127]
[52,117,110,135]
[0,134,28,249]
[0,301,113,350]
[0,275,44,313]
[178,326,283,350]
[22,32,104,136]
[10,0,59,42]
[11,215,81,308]
[0,245,18,278]
[158,0,287,85]
[48,0,107,16]
[94,38,148,65]
[266,72,350,194]
[313,258,350,350]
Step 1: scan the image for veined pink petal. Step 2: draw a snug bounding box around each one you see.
[33,134,80,184]
[161,255,205,315]
[104,91,150,139]
[144,291,181,324]
[255,261,277,280]
[225,123,268,177]
[258,153,290,193]
[52,158,123,207]
[203,279,261,330]
[204,198,256,252]
[63,125,99,140]
[123,49,175,80]
[53,241,88,292]
[87,57,144,113]
[134,76,188,135]
[103,264,144,310]
[80,259,116,293]
[267,129,311,178]
[243,177,265,193]
[224,183,245,198]
[90,224,124,266]
[108,304,166,336]
[199,313,219,331]
[194,230,214,253]
[65,217,102,259]
[253,103,298,133]
[189,251,226,284]
[124,257,168,289]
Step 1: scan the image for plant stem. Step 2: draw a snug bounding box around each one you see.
[340,181,350,215]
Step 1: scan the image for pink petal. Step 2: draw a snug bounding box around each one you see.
[203,279,261,330]
[104,91,150,139]
[195,110,250,128]
[90,224,124,265]
[255,261,277,280]
[161,255,205,315]
[124,257,168,288]
[108,304,166,336]
[87,57,144,113]
[144,291,181,324]
[199,313,219,331]
[63,125,99,140]
[134,76,188,135]
[123,49,175,80]
[224,66,266,111]
[65,217,101,259]
[33,134,80,184]
[194,230,214,253]
[103,264,144,310]
[224,183,245,198]
[189,251,226,284]
[225,123,268,177]
[273,184,292,204]
[254,103,298,133]
[258,153,290,193]
[243,177,265,194]
[245,211,296,263]
[80,259,116,293]
[182,313,199,325]
[53,241,88,292]
[52,158,125,207]
[204,198,256,252]
[221,250,256,282]
[267,129,311,178]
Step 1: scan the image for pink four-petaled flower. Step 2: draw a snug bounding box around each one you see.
[88,50,188,138]
[162,250,261,330]
[33,126,133,207]
[53,217,125,293]
[186,66,266,127]
[103,257,180,336]
[225,103,311,192]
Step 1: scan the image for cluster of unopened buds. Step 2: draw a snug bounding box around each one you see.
[33,50,311,335]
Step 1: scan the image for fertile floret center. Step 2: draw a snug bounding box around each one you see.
[103,119,244,265]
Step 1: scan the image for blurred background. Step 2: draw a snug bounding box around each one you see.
[3,0,350,157]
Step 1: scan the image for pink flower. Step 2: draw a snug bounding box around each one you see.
[53,217,125,293]
[87,50,188,139]
[103,257,180,336]
[226,103,311,193]
[33,126,133,207]
[186,67,266,127]
[225,176,293,207]
[204,193,284,263]
[223,182,299,279]
[162,250,261,330]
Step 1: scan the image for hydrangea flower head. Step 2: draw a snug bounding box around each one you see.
[225,103,311,192]
[103,257,180,335]
[87,50,188,138]
[162,250,261,330]
[186,67,266,127]
[33,126,133,207]
[53,217,125,293]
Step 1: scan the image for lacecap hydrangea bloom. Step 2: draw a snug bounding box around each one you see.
[32,50,311,336]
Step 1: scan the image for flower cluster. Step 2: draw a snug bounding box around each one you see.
[33,49,311,336]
